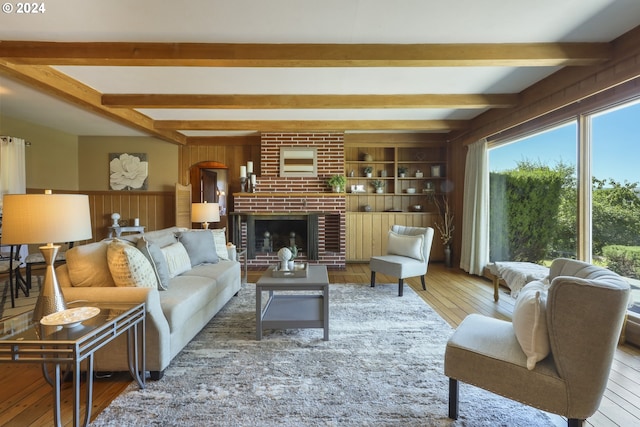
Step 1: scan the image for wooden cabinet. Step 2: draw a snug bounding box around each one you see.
[344,141,448,261]
[346,212,444,262]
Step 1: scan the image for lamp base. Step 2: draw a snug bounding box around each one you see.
[32,245,67,323]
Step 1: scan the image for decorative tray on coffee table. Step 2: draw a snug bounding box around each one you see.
[270,263,308,278]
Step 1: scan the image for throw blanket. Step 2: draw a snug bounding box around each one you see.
[489,262,550,298]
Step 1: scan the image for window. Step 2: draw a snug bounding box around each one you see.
[488,98,640,345]
[591,100,640,317]
[488,122,577,262]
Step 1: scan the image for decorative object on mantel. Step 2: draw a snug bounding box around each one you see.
[371,180,385,193]
[109,153,148,190]
[363,166,373,177]
[398,166,408,178]
[1,191,93,323]
[434,195,455,267]
[327,174,347,193]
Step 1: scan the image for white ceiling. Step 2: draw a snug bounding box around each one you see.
[1,0,639,139]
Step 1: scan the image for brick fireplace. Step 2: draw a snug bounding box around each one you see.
[232,132,346,269]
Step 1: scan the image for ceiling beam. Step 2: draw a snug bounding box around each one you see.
[0,41,610,67]
[102,93,519,109]
[0,62,187,145]
[154,119,467,132]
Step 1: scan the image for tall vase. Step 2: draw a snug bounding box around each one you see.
[444,244,452,268]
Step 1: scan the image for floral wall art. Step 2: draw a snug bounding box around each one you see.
[109,153,148,190]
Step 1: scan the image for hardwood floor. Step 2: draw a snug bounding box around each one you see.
[0,263,638,426]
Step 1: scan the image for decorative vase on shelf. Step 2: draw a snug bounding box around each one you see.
[444,244,452,268]
[376,188,383,194]
[363,153,373,162]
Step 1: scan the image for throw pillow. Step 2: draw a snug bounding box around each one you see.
[387,230,424,262]
[512,280,550,370]
[210,228,230,261]
[106,239,157,288]
[136,236,170,290]
[161,242,192,278]
[65,241,116,287]
[177,230,219,266]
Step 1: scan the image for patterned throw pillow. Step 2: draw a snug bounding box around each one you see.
[161,242,192,278]
[106,239,157,288]
[210,228,230,261]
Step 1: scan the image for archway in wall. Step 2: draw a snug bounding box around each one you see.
[189,161,228,230]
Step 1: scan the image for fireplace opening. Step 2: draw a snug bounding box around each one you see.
[255,218,306,255]
[246,214,319,260]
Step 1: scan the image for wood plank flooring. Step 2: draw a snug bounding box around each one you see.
[0,263,638,426]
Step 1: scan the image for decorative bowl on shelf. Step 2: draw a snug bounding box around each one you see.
[406,187,416,194]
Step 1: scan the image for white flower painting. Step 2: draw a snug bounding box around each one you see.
[109,153,148,190]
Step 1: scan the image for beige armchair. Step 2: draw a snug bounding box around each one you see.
[445,258,630,427]
[370,225,434,296]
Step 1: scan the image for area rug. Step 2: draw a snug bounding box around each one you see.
[92,283,554,426]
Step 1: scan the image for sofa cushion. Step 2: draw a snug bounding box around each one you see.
[107,239,157,288]
[159,275,225,333]
[178,230,219,266]
[512,280,550,370]
[387,230,424,262]
[161,242,192,278]
[211,228,230,261]
[136,236,170,290]
[138,226,183,248]
[65,241,116,287]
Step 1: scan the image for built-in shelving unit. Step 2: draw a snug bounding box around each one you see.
[344,143,448,213]
[343,141,449,262]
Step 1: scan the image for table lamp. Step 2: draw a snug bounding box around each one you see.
[1,192,92,322]
[192,201,220,229]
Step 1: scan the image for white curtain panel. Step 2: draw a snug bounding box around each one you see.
[0,137,27,211]
[459,138,489,275]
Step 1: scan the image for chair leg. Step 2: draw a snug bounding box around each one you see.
[567,419,583,427]
[448,378,459,420]
[421,275,426,291]
[370,271,376,288]
[398,278,404,296]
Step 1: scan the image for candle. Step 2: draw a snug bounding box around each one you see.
[247,161,254,174]
[240,165,247,178]
[251,174,256,185]
[134,218,140,226]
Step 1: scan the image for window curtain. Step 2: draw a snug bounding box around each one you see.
[459,138,489,275]
[0,136,27,211]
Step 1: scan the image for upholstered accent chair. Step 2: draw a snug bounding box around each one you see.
[370,225,434,296]
[445,258,630,427]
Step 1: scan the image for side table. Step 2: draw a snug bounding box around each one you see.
[107,225,145,238]
[0,302,146,427]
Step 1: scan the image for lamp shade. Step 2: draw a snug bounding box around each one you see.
[192,202,220,223]
[1,194,93,245]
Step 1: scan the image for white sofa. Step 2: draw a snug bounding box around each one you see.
[57,226,241,380]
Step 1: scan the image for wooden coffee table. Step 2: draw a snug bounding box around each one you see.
[255,264,329,340]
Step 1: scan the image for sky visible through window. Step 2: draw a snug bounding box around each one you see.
[489,101,640,185]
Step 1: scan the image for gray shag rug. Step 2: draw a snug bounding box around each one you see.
[92,283,554,426]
